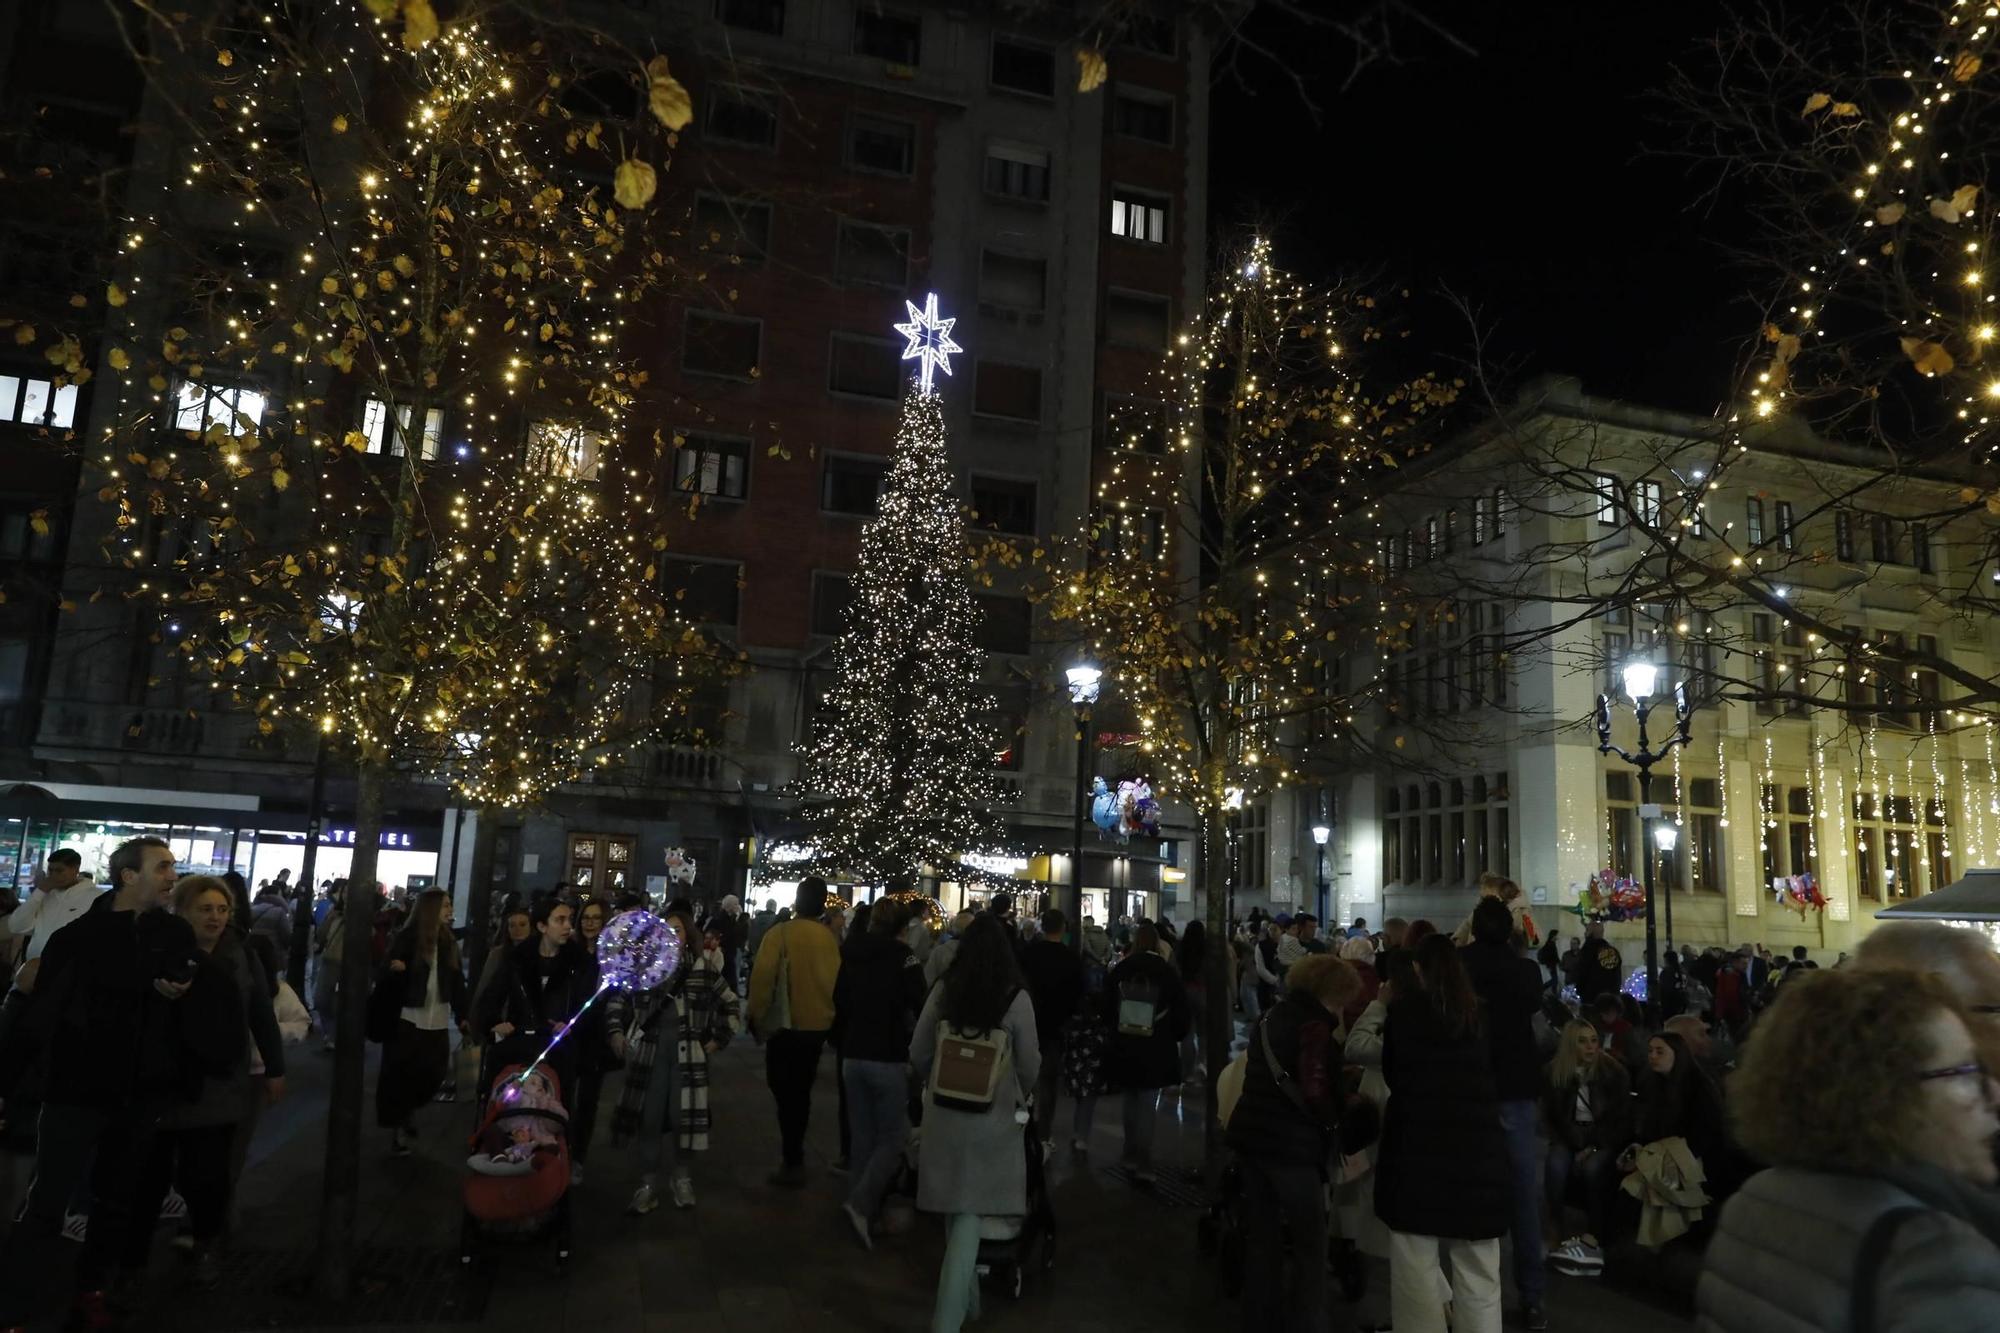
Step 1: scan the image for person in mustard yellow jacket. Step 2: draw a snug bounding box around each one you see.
[747,876,842,1187]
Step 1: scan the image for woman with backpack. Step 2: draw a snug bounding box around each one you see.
[908,913,1039,1333]
[1093,923,1187,1186]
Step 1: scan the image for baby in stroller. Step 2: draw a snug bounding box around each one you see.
[469,1064,567,1176]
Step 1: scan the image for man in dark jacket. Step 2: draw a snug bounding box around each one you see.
[1461,895,1552,1330]
[1227,953,1363,1333]
[1568,921,1622,1004]
[1098,924,1186,1185]
[1021,908,1084,1143]
[0,836,240,1332]
[830,898,925,1245]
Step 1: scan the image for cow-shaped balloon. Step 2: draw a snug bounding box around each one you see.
[664,847,698,886]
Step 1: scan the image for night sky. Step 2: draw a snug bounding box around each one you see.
[1209,3,1743,415]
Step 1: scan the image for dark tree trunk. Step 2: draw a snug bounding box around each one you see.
[461,811,501,994]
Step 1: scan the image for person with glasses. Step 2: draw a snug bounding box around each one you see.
[1698,967,2000,1331]
[1855,921,2000,1075]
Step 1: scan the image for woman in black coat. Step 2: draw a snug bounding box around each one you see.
[1375,932,1509,1333]
[1092,924,1187,1184]
[470,896,604,1119]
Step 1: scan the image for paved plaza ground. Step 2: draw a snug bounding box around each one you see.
[0,1036,1696,1332]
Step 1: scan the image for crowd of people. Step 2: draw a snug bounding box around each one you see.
[11,839,2000,1331]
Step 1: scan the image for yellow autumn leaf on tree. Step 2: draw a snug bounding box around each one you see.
[108,347,130,371]
[402,0,439,50]
[1900,336,1956,377]
[28,510,49,536]
[272,467,291,491]
[217,48,233,66]
[1076,48,1108,92]
[12,325,33,346]
[1876,202,1906,225]
[614,158,657,210]
[343,430,372,451]
[1956,52,1982,83]
[393,255,415,277]
[1830,101,1860,117]
[362,0,396,18]
[320,276,338,294]
[1954,183,1979,214]
[106,283,127,307]
[646,55,693,130]
[1802,91,1831,115]
[332,114,349,133]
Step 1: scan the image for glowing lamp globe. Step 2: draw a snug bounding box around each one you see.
[596,910,682,992]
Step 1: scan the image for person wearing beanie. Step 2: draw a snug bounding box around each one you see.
[715,893,746,990]
[747,876,842,1187]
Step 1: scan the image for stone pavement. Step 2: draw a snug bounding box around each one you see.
[1,1036,1696,1332]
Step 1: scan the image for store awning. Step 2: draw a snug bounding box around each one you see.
[1,779,259,812]
[1875,869,2000,921]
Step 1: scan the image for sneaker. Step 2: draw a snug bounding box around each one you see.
[841,1202,874,1251]
[389,1131,412,1159]
[1069,1137,1089,1153]
[1523,1304,1550,1331]
[627,1184,660,1216]
[569,1161,584,1187]
[1548,1237,1604,1276]
[670,1175,696,1209]
[61,1212,88,1244]
[159,1190,188,1221]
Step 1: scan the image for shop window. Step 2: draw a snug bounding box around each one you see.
[658,557,742,626]
[970,475,1037,536]
[692,194,771,266]
[854,7,921,64]
[985,142,1050,202]
[835,221,910,289]
[827,333,902,400]
[972,360,1042,422]
[673,433,749,500]
[990,37,1054,96]
[847,114,916,176]
[682,310,763,379]
[1104,290,1170,349]
[823,454,889,515]
[704,86,779,148]
[1109,189,1168,244]
[566,833,634,894]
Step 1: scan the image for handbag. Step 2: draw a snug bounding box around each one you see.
[273,980,312,1044]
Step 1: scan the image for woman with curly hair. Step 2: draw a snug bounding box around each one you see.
[1697,967,2000,1331]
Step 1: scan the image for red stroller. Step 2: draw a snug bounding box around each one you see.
[459,1042,574,1273]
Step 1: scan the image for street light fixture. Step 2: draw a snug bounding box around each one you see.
[1064,661,1102,951]
[1596,657,1694,1023]
[1311,821,1332,927]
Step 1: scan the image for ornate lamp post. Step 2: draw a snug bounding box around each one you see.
[1065,662,1102,953]
[1311,821,1331,927]
[1595,660,1694,1023]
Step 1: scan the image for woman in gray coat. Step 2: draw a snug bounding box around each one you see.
[1698,966,2000,1332]
[910,913,1039,1333]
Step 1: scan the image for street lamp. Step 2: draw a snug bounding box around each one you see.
[1065,662,1102,953]
[1311,821,1332,926]
[1595,658,1694,1023]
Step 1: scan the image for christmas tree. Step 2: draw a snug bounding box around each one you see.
[798,295,1007,884]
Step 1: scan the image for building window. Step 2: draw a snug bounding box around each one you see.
[1867,513,1904,565]
[659,557,742,626]
[1603,770,1718,894]
[705,86,779,148]
[1104,395,1168,453]
[834,220,910,289]
[360,398,442,460]
[811,571,853,636]
[526,420,606,480]
[1112,90,1174,143]
[1635,480,1663,526]
[673,433,749,500]
[978,250,1046,316]
[971,360,1042,422]
[0,372,79,429]
[847,114,916,176]
[1109,189,1168,244]
[989,37,1054,96]
[1237,800,1269,898]
[827,332,902,400]
[173,380,264,437]
[984,142,1050,202]
[1749,612,1809,717]
[823,454,888,516]
[715,0,784,33]
[1104,290,1170,349]
[854,7,921,64]
[1915,634,1943,733]
[1853,791,1936,900]
[1746,497,1765,546]
[682,310,762,379]
[1774,499,1796,550]
[1835,510,1856,561]
[1592,473,1617,525]
[1096,508,1165,563]
[692,194,771,266]
[974,593,1032,655]
[566,833,635,894]
[1912,522,1933,574]
[970,475,1036,536]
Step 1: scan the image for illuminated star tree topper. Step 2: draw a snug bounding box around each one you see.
[893,291,963,393]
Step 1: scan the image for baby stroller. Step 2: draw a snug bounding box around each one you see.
[458,1035,574,1273]
[974,1115,1057,1300]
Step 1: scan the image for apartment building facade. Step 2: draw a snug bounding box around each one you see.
[0,1,1211,919]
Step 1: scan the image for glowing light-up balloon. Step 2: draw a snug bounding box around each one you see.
[596,909,682,992]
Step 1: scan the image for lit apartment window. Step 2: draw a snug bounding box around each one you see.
[173,380,264,436]
[1109,190,1168,244]
[847,114,916,176]
[985,142,1050,202]
[835,221,911,289]
[715,0,783,34]
[692,194,771,266]
[682,310,763,379]
[0,373,78,429]
[854,7,921,65]
[990,38,1054,96]
[1112,90,1173,143]
[1592,473,1618,525]
[704,87,779,148]
[673,433,749,500]
[526,420,605,480]
[1635,480,1662,526]
[360,398,443,460]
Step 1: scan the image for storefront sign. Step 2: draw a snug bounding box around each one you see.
[321,827,418,848]
[763,841,817,864]
[960,852,1030,876]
